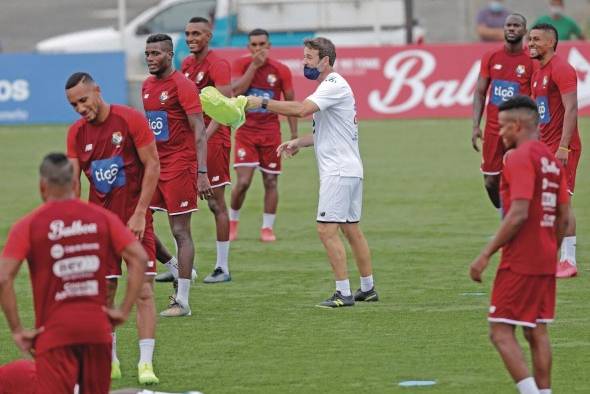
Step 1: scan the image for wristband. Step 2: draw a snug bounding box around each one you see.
[261,97,269,110]
[558,146,571,153]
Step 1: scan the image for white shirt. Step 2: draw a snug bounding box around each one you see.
[306,72,363,179]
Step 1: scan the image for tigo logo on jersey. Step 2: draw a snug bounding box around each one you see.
[91,156,126,194]
[146,111,170,141]
[536,96,551,124]
[490,80,519,106]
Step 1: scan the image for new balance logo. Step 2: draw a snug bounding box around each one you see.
[144,94,149,99]
[180,201,188,208]
[85,144,93,152]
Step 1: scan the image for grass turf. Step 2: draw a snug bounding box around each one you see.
[0,119,588,393]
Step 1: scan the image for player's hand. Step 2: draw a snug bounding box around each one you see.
[471,126,482,152]
[469,254,489,283]
[246,96,262,110]
[252,49,268,68]
[277,139,300,158]
[197,173,213,200]
[127,211,146,240]
[555,148,568,166]
[103,306,128,328]
[12,326,44,354]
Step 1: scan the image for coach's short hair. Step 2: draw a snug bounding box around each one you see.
[248,28,269,39]
[39,153,73,186]
[65,72,94,90]
[146,33,174,51]
[304,37,336,66]
[189,16,210,25]
[531,23,559,50]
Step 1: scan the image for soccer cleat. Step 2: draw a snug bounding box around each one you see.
[203,267,231,283]
[137,362,159,385]
[556,260,577,278]
[316,291,355,308]
[111,360,122,380]
[160,300,192,317]
[260,227,276,242]
[354,287,379,302]
[155,270,174,282]
[229,220,239,241]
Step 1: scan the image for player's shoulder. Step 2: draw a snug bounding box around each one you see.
[68,116,87,133]
[111,104,147,125]
[551,55,575,72]
[233,55,251,67]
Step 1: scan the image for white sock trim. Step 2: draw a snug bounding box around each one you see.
[139,338,155,364]
[335,279,351,297]
[360,275,374,292]
[164,256,179,279]
[516,377,539,394]
[262,213,276,229]
[229,208,240,221]
[216,241,230,273]
[176,278,191,307]
[111,332,118,362]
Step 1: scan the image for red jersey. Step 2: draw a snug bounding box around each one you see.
[142,71,202,179]
[531,54,581,150]
[182,50,232,148]
[0,199,136,354]
[499,140,569,276]
[0,360,36,394]
[67,104,154,223]
[480,47,534,132]
[232,56,293,133]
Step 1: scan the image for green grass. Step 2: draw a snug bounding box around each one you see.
[0,119,589,393]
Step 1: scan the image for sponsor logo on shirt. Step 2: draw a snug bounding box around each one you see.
[490,79,519,106]
[267,73,277,87]
[90,155,126,194]
[55,280,99,301]
[52,255,100,279]
[112,131,123,146]
[84,143,93,152]
[540,157,560,175]
[159,91,169,103]
[535,96,551,125]
[515,65,525,77]
[48,220,98,241]
[50,244,65,259]
[146,111,170,141]
[245,88,274,113]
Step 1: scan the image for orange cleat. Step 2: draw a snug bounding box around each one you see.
[556,260,577,278]
[229,220,239,241]
[260,227,276,242]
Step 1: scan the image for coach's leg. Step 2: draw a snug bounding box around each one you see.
[229,166,256,240]
[484,174,501,210]
[340,223,372,277]
[524,325,552,391]
[260,172,278,241]
[205,186,231,280]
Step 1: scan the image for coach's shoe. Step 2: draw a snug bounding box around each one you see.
[316,291,355,308]
[229,220,239,241]
[160,300,192,317]
[138,362,159,385]
[111,360,122,380]
[203,267,231,283]
[260,227,276,242]
[155,270,175,282]
[354,287,379,302]
[556,260,577,278]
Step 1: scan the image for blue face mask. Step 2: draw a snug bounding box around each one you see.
[304,65,321,80]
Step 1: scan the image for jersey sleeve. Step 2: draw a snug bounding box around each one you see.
[479,51,492,78]
[210,60,232,86]
[104,209,137,254]
[506,151,535,201]
[278,63,294,94]
[66,124,80,158]
[232,57,248,79]
[1,216,31,261]
[306,79,346,111]
[126,108,155,149]
[177,77,202,115]
[553,62,577,95]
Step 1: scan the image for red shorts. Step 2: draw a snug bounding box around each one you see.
[234,130,282,174]
[207,142,231,188]
[0,360,36,394]
[35,343,111,394]
[150,168,198,215]
[106,213,157,278]
[488,268,556,327]
[548,144,581,194]
[480,129,506,175]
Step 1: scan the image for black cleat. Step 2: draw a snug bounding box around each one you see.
[354,287,379,302]
[316,291,355,308]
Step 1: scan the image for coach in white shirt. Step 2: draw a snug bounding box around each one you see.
[246,37,378,308]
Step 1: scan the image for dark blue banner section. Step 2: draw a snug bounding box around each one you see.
[0,52,126,124]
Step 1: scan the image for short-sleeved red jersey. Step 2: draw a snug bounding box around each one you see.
[182,51,232,148]
[142,71,202,179]
[232,56,293,133]
[499,140,569,275]
[67,104,154,223]
[531,54,581,150]
[1,199,136,354]
[480,47,535,133]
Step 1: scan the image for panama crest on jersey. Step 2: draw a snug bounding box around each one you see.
[516,65,525,77]
[159,91,169,103]
[267,74,277,87]
[111,131,123,146]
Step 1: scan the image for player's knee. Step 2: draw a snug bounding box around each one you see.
[236,178,251,193]
[489,327,509,347]
[263,176,278,190]
[484,175,499,190]
[316,224,337,240]
[138,281,154,302]
[171,227,192,245]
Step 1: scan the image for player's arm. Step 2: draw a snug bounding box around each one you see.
[129,141,160,240]
[469,199,530,282]
[283,89,299,140]
[205,83,233,140]
[232,52,266,95]
[472,75,490,152]
[188,113,213,200]
[66,128,82,197]
[556,91,578,165]
[69,158,82,197]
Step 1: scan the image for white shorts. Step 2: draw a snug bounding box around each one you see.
[317,176,363,223]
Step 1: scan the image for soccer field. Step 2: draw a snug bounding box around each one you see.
[0,119,589,393]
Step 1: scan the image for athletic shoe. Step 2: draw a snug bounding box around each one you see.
[229,220,239,241]
[111,360,122,380]
[260,227,276,242]
[556,260,577,278]
[160,300,192,317]
[316,291,355,308]
[155,270,174,282]
[137,362,159,385]
[354,287,379,302]
[203,267,231,283]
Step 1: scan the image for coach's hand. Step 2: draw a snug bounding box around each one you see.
[197,174,213,200]
[128,211,146,240]
[471,126,482,152]
[12,326,44,354]
[246,96,262,110]
[469,254,489,283]
[103,306,128,328]
[277,139,300,158]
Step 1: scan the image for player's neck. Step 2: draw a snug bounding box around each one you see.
[156,67,174,80]
[318,67,333,82]
[539,52,555,67]
[504,41,523,54]
[95,103,110,124]
[193,48,209,62]
[45,189,76,202]
[516,132,536,147]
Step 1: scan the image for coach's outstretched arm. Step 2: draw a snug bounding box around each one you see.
[247,96,319,119]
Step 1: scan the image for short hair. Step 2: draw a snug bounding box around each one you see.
[506,13,527,27]
[303,37,337,66]
[248,28,269,38]
[499,96,539,126]
[531,23,559,50]
[39,153,73,186]
[65,72,94,90]
[146,33,174,51]
[189,16,210,25]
